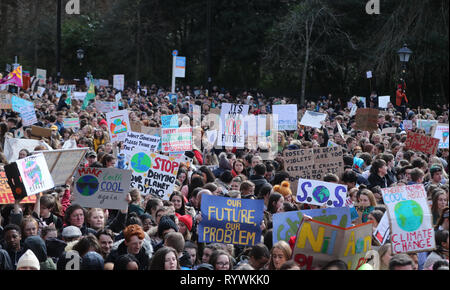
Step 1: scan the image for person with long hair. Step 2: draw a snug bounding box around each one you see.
[231,159,247,178]
[431,190,449,225]
[267,241,292,270]
[149,246,180,270]
[169,191,187,216]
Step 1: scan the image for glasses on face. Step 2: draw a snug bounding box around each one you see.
[216,262,229,267]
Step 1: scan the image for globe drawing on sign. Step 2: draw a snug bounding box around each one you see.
[110,118,128,134]
[23,160,42,187]
[394,200,423,232]
[312,186,330,204]
[131,153,152,173]
[76,175,99,197]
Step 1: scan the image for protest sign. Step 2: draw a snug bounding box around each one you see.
[416,119,438,135]
[30,126,52,139]
[354,108,379,132]
[272,207,352,244]
[113,74,125,91]
[3,138,53,163]
[20,105,38,126]
[217,103,249,146]
[11,95,33,112]
[38,148,88,186]
[373,213,390,246]
[127,151,180,199]
[36,86,46,98]
[404,131,440,155]
[381,184,435,254]
[431,123,449,149]
[4,153,54,200]
[190,104,201,127]
[72,92,87,101]
[73,167,131,210]
[63,118,80,129]
[336,121,345,139]
[283,146,344,196]
[218,114,245,148]
[349,104,357,117]
[95,101,118,113]
[199,195,264,246]
[106,110,130,142]
[205,130,218,148]
[161,127,192,153]
[273,104,298,130]
[161,114,179,128]
[378,96,390,108]
[0,172,37,204]
[292,219,373,270]
[123,132,160,159]
[0,92,12,109]
[296,179,348,208]
[327,140,338,147]
[381,127,397,135]
[402,120,413,131]
[300,110,326,129]
[36,68,46,85]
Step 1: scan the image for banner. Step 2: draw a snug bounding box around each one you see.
[122,132,160,159]
[11,95,33,112]
[381,184,435,254]
[106,110,130,142]
[296,179,348,208]
[404,131,439,155]
[299,110,326,129]
[3,138,53,163]
[282,146,344,195]
[431,123,449,149]
[95,101,118,113]
[272,207,352,244]
[292,219,373,270]
[416,119,438,135]
[378,96,390,108]
[63,118,80,129]
[161,127,192,153]
[355,108,379,132]
[4,153,54,199]
[161,114,179,128]
[199,195,264,246]
[0,172,37,204]
[273,104,298,130]
[73,167,132,210]
[127,151,180,199]
[39,148,88,186]
[113,74,125,91]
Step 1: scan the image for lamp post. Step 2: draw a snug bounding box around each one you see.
[77,49,85,66]
[397,43,412,88]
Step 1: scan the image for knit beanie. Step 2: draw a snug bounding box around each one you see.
[81,251,105,270]
[177,215,193,231]
[17,249,40,270]
[273,181,292,197]
[157,215,178,238]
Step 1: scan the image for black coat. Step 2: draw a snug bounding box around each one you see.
[105,241,150,270]
[368,173,392,189]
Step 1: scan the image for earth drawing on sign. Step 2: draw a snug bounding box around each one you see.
[312,186,330,204]
[76,175,99,197]
[131,153,152,173]
[394,200,423,232]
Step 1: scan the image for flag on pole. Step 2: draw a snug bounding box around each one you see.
[0,65,23,87]
[65,86,72,106]
[82,76,95,110]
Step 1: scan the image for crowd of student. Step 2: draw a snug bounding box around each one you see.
[0,81,448,270]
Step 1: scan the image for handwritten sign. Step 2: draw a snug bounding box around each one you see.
[218,114,245,148]
[381,127,397,135]
[431,123,449,149]
[273,104,298,130]
[113,74,125,91]
[296,179,347,207]
[161,114,179,128]
[272,207,352,244]
[106,110,130,142]
[63,118,80,129]
[416,119,438,135]
[404,131,440,155]
[378,96,390,109]
[95,101,118,113]
[292,219,373,270]
[73,167,132,210]
[20,105,38,126]
[381,184,435,254]
[199,195,264,246]
[161,127,192,153]
[127,151,180,199]
[283,146,344,196]
[0,172,37,204]
[0,92,12,109]
[355,108,379,132]
[402,120,413,131]
[122,132,160,159]
[299,110,326,129]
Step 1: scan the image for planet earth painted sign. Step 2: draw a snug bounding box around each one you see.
[381,184,435,254]
[106,110,130,142]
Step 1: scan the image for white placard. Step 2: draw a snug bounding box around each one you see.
[299,110,326,129]
[273,104,298,131]
[378,96,390,109]
[106,109,130,142]
[113,74,125,91]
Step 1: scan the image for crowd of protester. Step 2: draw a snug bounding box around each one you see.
[0,81,448,270]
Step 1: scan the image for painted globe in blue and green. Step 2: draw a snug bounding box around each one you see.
[312,186,330,203]
[394,200,423,232]
[76,175,99,197]
[131,153,151,173]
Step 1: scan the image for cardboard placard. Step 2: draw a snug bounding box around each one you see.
[378,96,390,108]
[416,119,438,135]
[106,109,130,142]
[3,138,53,163]
[273,104,298,130]
[161,114,179,128]
[73,167,132,210]
[430,123,449,149]
[95,101,118,113]
[381,184,435,254]
[218,114,245,148]
[127,151,180,199]
[354,108,379,132]
[272,207,352,244]
[282,146,344,196]
[122,132,160,160]
[0,91,12,109]
[381,127,397,135]
[296,179,348,207]
[31,126,52,139]
[63,118,80,129]
[404,131,440,155]
[161,127,192,153]
[0,172,37,204]
[299,110,326,129]
[199,195,264,246]
[292,219,373,270]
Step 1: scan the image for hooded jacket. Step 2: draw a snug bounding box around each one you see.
[23,236,56,270]
[0,249,13,270]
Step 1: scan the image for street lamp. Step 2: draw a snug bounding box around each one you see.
[77,49,85,66]
[397,44,412,82]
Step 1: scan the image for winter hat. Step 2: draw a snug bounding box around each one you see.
[62,226,82,239]
[273,181,292,197]
[23,236,47,263]
[430,164,443,176]
[81,251,104,270]
[177,215,193,231]
[99,119,108,126]
[17,249,40,270]
[157,215,178,238]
